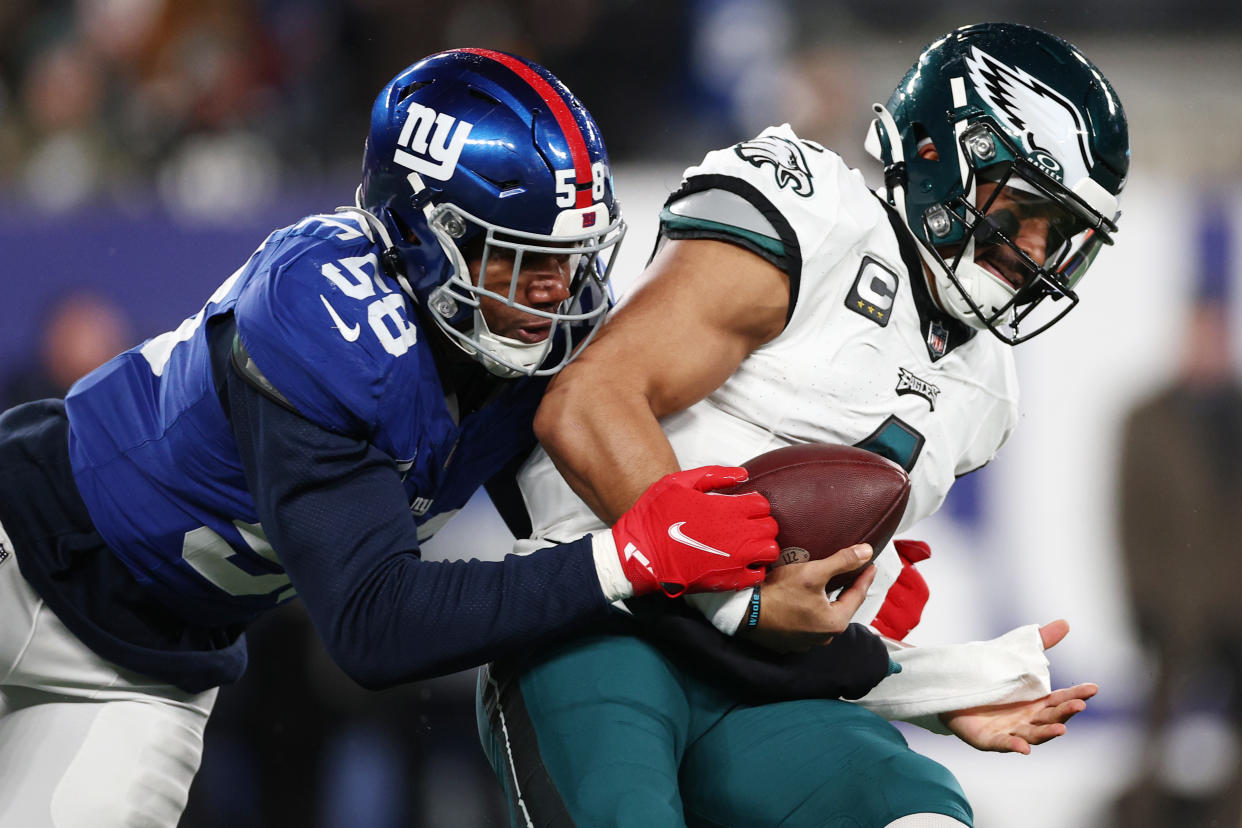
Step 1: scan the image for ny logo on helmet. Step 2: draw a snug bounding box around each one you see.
[393,102,474,182]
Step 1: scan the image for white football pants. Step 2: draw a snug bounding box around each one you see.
[0,519,216,827]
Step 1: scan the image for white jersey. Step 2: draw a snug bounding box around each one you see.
[519,123,1018,630]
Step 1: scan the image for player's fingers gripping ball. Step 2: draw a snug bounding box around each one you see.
[610,466,780,597]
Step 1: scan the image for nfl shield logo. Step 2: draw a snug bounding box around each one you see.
[927,321,949,359]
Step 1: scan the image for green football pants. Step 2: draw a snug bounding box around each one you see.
[477,632,972,828]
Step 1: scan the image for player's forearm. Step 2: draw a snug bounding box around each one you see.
[534,374,679,525]
[224,362,614,687]
[235,409,614,685]
[302,538,610,689]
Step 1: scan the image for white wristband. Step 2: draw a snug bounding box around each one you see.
[590,532,635,602]
[684,589,754,635]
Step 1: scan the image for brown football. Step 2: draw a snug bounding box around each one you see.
[726,443,911,590]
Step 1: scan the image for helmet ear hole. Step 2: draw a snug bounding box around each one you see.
[910,124,940,161]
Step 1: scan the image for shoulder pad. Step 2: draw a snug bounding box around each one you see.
[233,224,425,438]
[663,187,784,258]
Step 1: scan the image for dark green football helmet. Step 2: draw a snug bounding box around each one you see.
[865,23,1129,344]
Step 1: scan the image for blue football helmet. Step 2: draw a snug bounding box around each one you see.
[358,48,626,376]
[865,23,1129,344]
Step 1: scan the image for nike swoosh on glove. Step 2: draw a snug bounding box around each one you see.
[599,466,780,599]
[871,539,931,641]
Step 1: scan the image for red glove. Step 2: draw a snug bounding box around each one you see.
[870,539,931,641]
[610,466,779,598]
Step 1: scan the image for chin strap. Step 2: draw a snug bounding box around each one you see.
[473,328,550,378]
[867,98,1004,330]
[867,104,959,318]
[340,197,418,299]
[933,76,999,326]
[866,102,910,218]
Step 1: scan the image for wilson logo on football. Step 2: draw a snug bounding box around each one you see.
[393,102,473,181]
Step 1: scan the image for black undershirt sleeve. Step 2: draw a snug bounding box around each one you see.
[623,595,893,703]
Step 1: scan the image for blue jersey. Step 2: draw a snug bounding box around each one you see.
[0,209,613,693]
[65,212,541,627]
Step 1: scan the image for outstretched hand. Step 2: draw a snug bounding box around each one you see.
[940,620,1096,754]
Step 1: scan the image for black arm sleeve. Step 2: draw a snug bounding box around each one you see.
[623,595,892,702]
[221,347,612,689]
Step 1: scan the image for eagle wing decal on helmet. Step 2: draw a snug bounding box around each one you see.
[734,135,814,197]
[964,46,1093,186]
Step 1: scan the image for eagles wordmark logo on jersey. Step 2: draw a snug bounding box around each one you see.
[734,136,814,197]
[393,102,474,181]
[896,368,941,411]
[845,256,900,327]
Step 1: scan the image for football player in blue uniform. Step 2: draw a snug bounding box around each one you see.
[0,49,784,827]
[480,24,1128,828]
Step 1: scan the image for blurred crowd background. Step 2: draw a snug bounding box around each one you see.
[3,1,1242,826]
[3,0,1240,217]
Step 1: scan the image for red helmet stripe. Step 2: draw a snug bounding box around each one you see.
[458,48,594,209]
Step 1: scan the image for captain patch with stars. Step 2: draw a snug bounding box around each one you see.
[846,255,901,327]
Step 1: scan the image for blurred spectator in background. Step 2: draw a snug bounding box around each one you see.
[1114,197,1242,828]
[1,0,286,215]
[0,0,705,216]
[0,290,132,408]
[3,0,1242,218]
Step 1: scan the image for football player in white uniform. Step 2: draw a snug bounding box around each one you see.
[479,23,1129,828]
